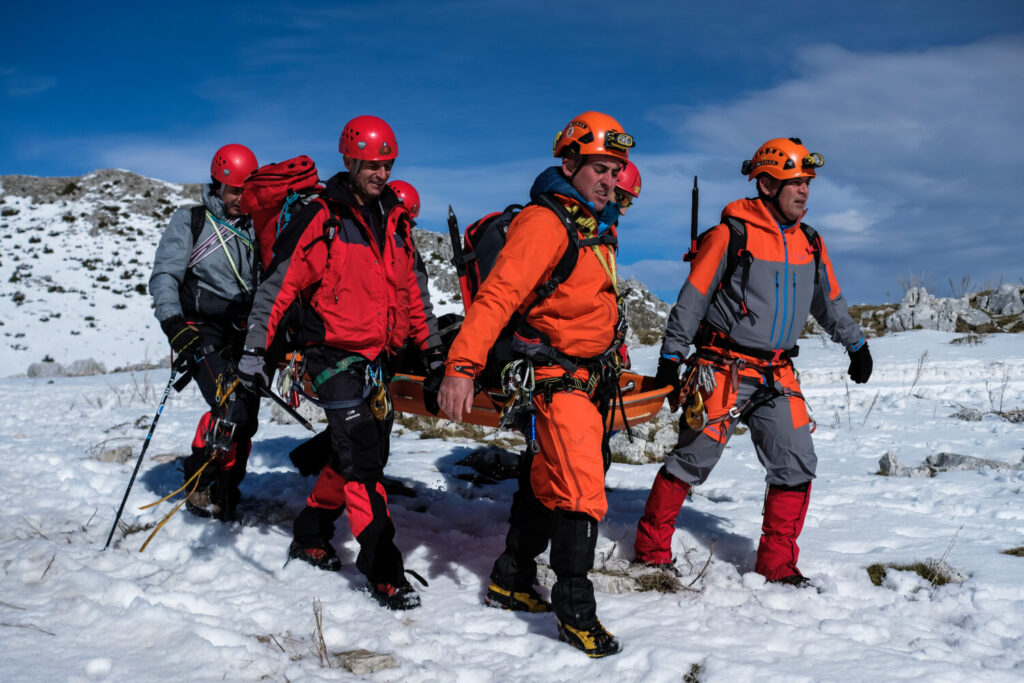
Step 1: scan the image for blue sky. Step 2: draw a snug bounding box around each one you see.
[3,1,1022,304]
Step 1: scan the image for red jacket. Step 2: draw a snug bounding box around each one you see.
[244,173,439,358]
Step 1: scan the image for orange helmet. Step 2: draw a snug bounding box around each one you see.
[339,115,398,161]
[616,161,642,198]
[552,111,634,162]
[742,137,824,181]
[388,180,420,218]
[210,144,258,187]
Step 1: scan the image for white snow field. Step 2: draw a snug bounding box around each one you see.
[1,331,1022,681]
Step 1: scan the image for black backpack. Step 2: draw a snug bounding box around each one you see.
[448,193,618,375]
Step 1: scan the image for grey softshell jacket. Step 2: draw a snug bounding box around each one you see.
[149,184,258,322]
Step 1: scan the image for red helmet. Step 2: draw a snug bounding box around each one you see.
[388,180,420,218]
[210,144,258,186]
[339,115,398,161]
[616,161,642,198]
[552,111,633,163]
[742,137,823,181]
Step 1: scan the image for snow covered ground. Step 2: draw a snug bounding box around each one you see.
[1,331,1023,681]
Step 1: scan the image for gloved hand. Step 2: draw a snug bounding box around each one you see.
[655,355,682,391]
[160,316,201,357]
[420,346,446,416]
[847,343,873,384]
[236,349,270,393]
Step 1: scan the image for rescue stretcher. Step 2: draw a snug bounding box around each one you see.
[387,370,672,430]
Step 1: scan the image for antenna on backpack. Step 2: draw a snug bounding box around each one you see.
[684,176,699,262]
[447,206,472,312]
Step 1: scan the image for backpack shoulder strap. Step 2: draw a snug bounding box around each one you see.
[530,193,584,300]
[718,216,756,319]
[189,205,206,244]
[799,222,822,284]
[720,216,750,285]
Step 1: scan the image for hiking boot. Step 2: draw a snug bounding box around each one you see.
[186,482,239,522]
[556,618,622,658]
[185,484,216,518]
[287,541,342,571]
[368,580,421,610]
[484,582,551,613]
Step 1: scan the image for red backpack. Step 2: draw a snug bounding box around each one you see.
[240,155,322,270]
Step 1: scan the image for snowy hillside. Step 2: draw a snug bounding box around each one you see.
[0,333,1022,681]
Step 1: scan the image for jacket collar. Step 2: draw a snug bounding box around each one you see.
[529,166,621,231]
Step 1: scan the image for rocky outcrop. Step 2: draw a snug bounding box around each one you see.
[885,285,1024,333]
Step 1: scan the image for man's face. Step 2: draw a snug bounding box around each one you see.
[564,155,623,211]
[615,189,634,215]
[346,158,394,204]
[762,176,811,223]
[220,184,244,217]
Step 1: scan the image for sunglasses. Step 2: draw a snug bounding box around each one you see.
[615,190,633,208]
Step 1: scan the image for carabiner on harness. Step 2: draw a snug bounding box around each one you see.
[680,362,716,431]
[215,371,240,410]
[366,363,392,421]
[498,360,535,431]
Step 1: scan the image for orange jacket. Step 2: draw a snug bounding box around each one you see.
[446,196,619,378]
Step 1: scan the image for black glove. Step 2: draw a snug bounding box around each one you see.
[655,355,682,391]
[847,343,873,384]
[160,316,201,357]
[420,346,446,416]
[236,349,270,393]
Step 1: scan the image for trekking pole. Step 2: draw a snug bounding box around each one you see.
[684,176,699,262]
[103,363,180,549]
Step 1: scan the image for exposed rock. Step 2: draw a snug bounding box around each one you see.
[924,452,1024,472]
[456,446,522,484]
[952,407,984,422]
[879,450,1024,477]
[885,287,972,333]
[337,649,398,675]
[97,445,134,464]
[66,358,107,376]
[877,451,930,478]
[980,283,1024,316]
[609,405,677,464]
[27,361,64,378]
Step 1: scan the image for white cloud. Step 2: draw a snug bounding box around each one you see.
[1,67,57,98]
[634,37,1024,302]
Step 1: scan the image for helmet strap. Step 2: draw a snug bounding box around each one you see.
[757,175,790,224]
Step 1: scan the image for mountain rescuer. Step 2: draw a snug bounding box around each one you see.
[634,137,873,586]
[437,111,634,657]
[615,160,641,216]
[148,144,260,521]
[235,115,442,610]
[387,180,421,219]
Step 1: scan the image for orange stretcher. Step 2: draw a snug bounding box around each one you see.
[388,370,671,430]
